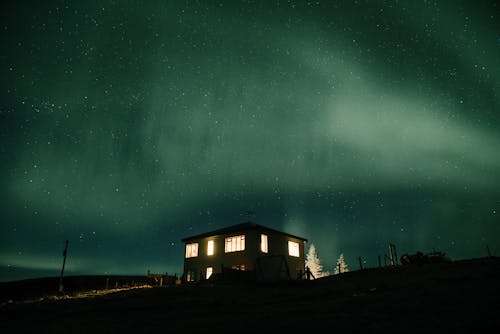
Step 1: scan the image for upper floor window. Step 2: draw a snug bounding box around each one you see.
[261,234,268,253]
[207,240,214,256]
[225,235,245,253]
[288,241,299,257]
[185,243,198,258]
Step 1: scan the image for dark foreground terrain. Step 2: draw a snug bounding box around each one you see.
[1,257,499,333]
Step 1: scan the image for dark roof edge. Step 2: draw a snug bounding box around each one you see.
[181,222,308,242]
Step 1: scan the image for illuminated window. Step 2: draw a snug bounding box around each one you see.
[261,234,268,253]
[186,270,195,282]
[206,267,213,279]
[207,240,214,256]
[288,241,299,257]
[231,264,246,270]
[185,243,198,258]
[225,235,245,252]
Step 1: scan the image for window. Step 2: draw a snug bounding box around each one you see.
[186,270,196,282]
[207,240,214,256]
[206,267,213,279]
[225,235,245,252]
[231,264,246,270]
[288,241,299,257]
[185,243,198,258]
[261,234,268,253]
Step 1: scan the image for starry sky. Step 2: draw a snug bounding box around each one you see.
[1,1,499,281]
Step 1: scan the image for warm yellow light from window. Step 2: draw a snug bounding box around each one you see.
[261,234,268,253]
[206,267,213,279]
[225,235,245,252]
[185,243,198,258]
[231,264,246,270]
[207,240,214,256]
[288,241,299,257]
[186,270,195,282]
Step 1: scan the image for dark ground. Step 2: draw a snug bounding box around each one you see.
[0,275,152,302]
[1,257,499,333]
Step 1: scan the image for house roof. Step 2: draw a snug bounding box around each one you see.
[181,222,308,242]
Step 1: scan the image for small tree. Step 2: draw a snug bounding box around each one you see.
[305,244,325,278]
[334,253,349,274]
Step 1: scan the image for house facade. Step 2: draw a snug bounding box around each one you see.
[181,222,307,282]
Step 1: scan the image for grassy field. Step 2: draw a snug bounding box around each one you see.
[1,257,499,332]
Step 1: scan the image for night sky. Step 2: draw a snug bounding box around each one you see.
[1,1,499,281]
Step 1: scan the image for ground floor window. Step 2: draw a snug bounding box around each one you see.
[186,270,196,282]
[206,267,213,279]
[231,264,246,270]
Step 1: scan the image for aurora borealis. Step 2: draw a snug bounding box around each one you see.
[1,1,499,281]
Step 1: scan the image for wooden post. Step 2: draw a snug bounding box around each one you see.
[338,263,341,274]
[58,240,69,293]
[358,257,363,270]
[105,277,109,290]
[378,255,382,268]
[389,243,398,266]
[486,244,492,257]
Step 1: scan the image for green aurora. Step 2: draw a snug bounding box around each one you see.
[1,1,499,280]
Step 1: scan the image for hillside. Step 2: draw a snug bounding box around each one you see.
[1,257,499,332]
[0,275,151,302]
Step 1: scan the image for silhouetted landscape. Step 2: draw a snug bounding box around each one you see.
[1,257,499,332]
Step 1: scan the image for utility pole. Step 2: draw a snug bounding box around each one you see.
[58,240,69,293]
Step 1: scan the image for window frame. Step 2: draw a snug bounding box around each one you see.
[185,242,199,258]
[206,267,213,279]
[186,270,196,282]
[288,240,300,257]
[224,235,245,253]
[261,234,268,253]
[207,240,214,256]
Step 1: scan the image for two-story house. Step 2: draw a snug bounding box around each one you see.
[181,222,307,281]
